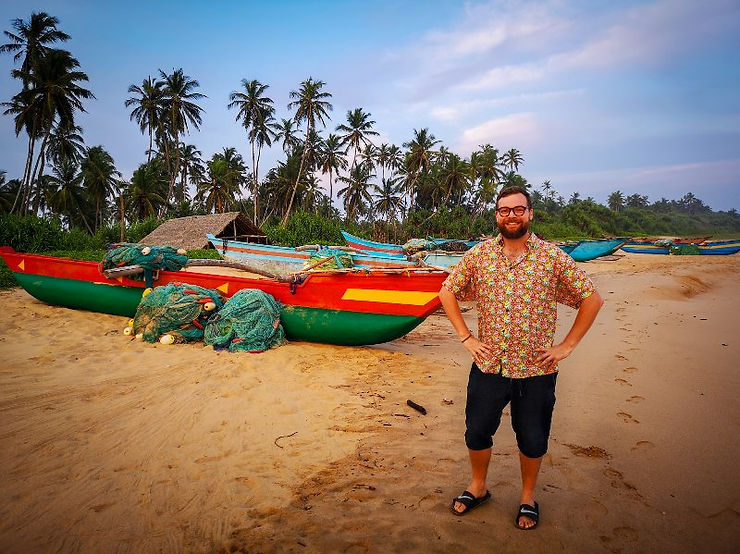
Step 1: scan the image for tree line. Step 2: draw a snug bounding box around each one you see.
[2,11,737,243]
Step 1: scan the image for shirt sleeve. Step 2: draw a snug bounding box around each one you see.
[553,250,597,309]
[442,246,478,301]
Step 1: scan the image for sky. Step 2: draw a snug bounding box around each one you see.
[1,0,739,212]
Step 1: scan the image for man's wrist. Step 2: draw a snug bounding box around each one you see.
[461,333,473,343]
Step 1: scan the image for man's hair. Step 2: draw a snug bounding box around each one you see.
[495,185,531,209]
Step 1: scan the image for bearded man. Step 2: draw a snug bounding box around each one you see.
[439,185,604,529]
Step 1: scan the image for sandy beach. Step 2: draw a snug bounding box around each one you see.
[0,252,738,553]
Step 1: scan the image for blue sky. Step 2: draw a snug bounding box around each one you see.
[1,0,739,211]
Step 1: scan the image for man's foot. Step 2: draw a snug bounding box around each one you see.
[515,501,539,530]
[450,490,491,515]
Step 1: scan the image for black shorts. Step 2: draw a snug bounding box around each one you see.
[464,363,557,458]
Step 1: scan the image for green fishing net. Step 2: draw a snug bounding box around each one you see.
[303,249,354,270]
[669,244,700,255]
[133,282,224,343]
[403,238,435,252]
[204,289,286,353]
[103,243,189,277]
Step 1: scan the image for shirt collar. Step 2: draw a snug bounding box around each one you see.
[494,232,540,250]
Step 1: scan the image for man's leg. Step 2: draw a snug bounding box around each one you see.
[518,452,543,528]
[453,447,491,513]
[453,364,509,514]
[511,373,557,528]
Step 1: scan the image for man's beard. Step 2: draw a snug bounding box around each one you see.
[497,218,530,239]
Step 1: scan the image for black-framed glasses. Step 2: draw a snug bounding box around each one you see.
[496,206,529,216]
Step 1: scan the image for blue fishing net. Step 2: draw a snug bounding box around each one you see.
[133,282,224,343]
[303,248,353,270]
[204,289,286,353]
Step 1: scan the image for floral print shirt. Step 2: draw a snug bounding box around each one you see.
[443,233,597,378]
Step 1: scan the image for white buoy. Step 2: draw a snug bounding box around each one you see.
[177,248,187,255]
[159,334,175,345]
[135,333,143,341]
[203,302,217,311]
[141,246,151,256]
[123,326,133,336]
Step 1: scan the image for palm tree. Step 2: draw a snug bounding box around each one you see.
[402,128,440,211]
[386,144,404,177]
[195,155,243,214]
[501,148,524,172]
[125,76,164,162]
[318,133,347,211]
[608,190,624,212]
[81,145,120,230]
[0,173,20,214]
[372,175,404,225]
[273,117,300,155]
[228,79,275,222]
[5,48,93,215]
[176,143,203,203]
[0,11,70,85]
[357,143,378,171]
[284,77,333,224]
[46,158,93,232]
[127,159,168,220]
[46,121,85,166]
[336,108,379,170]
[158,68,206,205]
[439,154,473,206]
[337,163,374,222]
[2,12,70,213]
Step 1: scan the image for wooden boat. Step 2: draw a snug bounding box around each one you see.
[567,238,630,262]
[341,230,407,258]
[206,234,420,273]
[341,230,464,268]
[0,247,448,346]
[622,239,740,255]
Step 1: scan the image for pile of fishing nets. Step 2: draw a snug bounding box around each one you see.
[103,243,189,286]
[302,248,354,270]
[403,238,435,253]
[435,240,471,252]
[669,243,700,255]
[204,289,286,353]
[132,283,224,343]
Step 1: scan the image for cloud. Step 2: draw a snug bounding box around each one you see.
[457,112,540,154]
[388,0,740,98]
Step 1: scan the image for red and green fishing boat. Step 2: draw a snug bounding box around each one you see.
[0,247,447,346]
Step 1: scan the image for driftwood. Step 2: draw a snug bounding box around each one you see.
[102,259,305,283]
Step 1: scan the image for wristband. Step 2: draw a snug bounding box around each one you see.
[461,334,473,343]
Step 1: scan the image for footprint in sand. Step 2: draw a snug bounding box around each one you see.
[626,395,644,403]
[614,378,631,386]
[623,367,638,373]
[617,411,639,424]
[631,440,654,451]
[615,354,628,361]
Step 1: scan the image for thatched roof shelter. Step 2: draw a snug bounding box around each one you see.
[139,212,267,250]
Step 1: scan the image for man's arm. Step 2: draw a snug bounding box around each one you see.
[534,290,604,368]
[439,286,494,364]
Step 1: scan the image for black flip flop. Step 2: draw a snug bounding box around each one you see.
[450,490,491,515]
[515,501,539,529]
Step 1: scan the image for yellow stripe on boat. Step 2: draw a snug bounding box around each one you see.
[341,288,438,305]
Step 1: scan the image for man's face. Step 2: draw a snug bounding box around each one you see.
[495,193,532,239]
